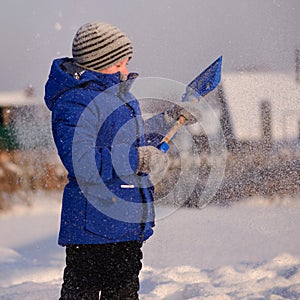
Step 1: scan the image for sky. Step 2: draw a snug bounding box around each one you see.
[0,0,299,98]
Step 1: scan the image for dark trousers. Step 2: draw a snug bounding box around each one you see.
[59,241,143,300]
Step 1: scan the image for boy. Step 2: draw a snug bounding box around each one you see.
[44,21,169,300]
[45,21,194,299]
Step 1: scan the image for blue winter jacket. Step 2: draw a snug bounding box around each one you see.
[44,57,157,246]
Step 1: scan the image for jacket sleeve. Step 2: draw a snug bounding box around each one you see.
[143,112,174,147]
[51,93,98,183]
[52,92,138,185]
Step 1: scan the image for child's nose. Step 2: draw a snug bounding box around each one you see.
[122,66,129,76]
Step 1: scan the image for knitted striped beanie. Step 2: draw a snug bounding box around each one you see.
[72,22,133,72]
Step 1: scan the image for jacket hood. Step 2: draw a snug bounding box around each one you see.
[44,57,124,111]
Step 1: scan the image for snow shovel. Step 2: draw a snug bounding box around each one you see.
[158,56,222,153]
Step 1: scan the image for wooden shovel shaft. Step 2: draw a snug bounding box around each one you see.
[161,115,186,144]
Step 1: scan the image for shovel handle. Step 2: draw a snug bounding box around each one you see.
[158,115,186,153]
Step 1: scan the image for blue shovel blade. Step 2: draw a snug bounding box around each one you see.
[182,56,222,102]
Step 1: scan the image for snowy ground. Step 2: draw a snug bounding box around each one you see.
[0,192,300,300]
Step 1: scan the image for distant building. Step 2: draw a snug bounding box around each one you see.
[221,72,300,142]
[0,88,52,150]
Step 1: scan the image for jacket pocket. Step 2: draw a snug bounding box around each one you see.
[84,200,142,241]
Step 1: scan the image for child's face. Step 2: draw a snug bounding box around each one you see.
[100,57,130,78]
